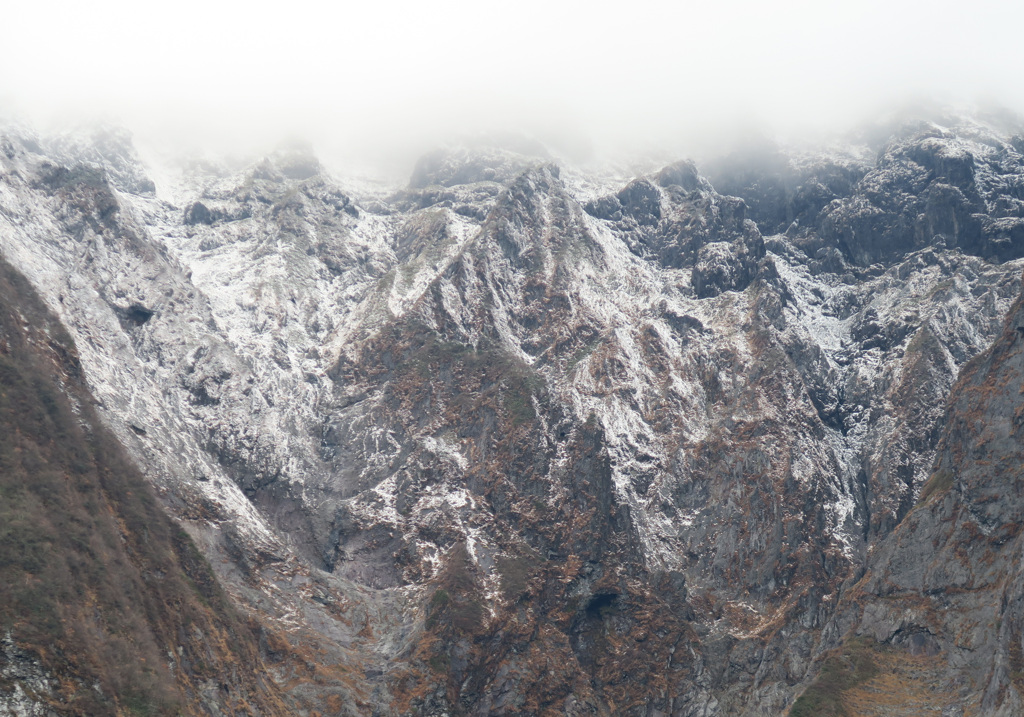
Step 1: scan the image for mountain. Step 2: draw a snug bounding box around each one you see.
[1,109,1023,714]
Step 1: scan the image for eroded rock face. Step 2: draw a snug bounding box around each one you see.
[707,119,1024,267]
[583,171,766,295]
[1,112,1024,714]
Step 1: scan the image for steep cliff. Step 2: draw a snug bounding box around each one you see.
[792,273,1024,716]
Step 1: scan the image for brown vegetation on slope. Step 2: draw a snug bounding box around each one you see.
[0,257,288,716]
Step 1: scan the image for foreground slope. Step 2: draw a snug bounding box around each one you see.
[0,256,288,715]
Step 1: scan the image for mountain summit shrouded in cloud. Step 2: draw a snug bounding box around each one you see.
[3,98,1024,714]
[4,5,1024,715]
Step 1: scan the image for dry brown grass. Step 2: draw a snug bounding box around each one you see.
[791,638,962,717]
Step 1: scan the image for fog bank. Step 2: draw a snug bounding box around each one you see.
[4,0,1022,168]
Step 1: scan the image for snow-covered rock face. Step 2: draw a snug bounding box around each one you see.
[2,114,1024,714]
[0,633,57,717]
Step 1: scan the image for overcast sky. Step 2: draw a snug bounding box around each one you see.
[3,0,1023,164]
